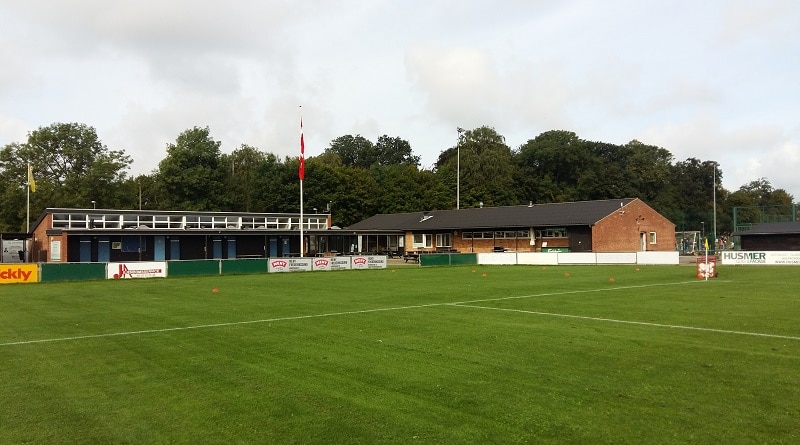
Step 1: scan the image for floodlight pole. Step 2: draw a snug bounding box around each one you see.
[457,127,464,210]
[712,161,717,252]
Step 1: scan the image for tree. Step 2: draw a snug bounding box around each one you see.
[0,123,131,231]
[515,130,589,202]
[436,126,517,208]
[723,178,795,230]
[156,127,226,211]
[222,144,268,212]
[325,135,376,168]
[374,135,420,166]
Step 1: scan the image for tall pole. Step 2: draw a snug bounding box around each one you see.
[457,127,464,210]
[712,161,717,252]
[26,162,31,233]
[299,107,305,257]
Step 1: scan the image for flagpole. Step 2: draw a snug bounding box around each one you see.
[299,107,304,258]
[26,161,31,233]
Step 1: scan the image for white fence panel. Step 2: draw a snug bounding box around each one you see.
[477,252,518,265]
[636,251,679,265]
[557,253,597,265]
[596,252,637,264]
[517,252,559,265]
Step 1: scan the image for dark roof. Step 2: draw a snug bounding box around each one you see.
[348,198,638,231]
[734,221,800,236]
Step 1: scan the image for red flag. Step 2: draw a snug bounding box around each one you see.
[299,118,305,180]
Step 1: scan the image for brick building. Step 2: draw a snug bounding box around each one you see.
[27,208,349,263]
[348,198,676,254]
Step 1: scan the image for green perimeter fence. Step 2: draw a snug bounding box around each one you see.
[420,253,478,267]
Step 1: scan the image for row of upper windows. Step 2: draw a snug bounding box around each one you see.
[50,213,328,230]
[413,230,659,248]
[463,228,566,239]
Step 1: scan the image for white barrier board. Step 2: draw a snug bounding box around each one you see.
[557,253,597,264]
[721,251,800,265]
[517,252,559,265]
[268,258,313,272]
[312,256,352,271]
[352,255,388,269]
[108,261,167,279]
[596,252,637,264]
[477,252,518,265]
[636,251,679,265]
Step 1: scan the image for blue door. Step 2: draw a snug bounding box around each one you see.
[170,238,180,260]
[227,238,236,259]
[269,238,278,258]
[212,238,223,259]
[154,236,166,261]
[79,236,91,262]
[97,236,110,262]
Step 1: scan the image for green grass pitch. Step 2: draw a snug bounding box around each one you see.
[1,265,799,444]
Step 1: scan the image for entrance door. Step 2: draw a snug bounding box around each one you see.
[79,236,92,262]
[97,236,110,262]
[212,237,223,259]
[170,238,181,260]
[154,236,166,261]
[227,238,236,259]
[269,238,278,258]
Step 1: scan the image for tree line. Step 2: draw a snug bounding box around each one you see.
[0,122,795,236]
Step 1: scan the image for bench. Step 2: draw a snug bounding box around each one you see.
[402,252,420,263]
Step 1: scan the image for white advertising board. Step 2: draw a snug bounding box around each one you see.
[720,251,800,265]
[312,256,352,271]
[108,262,167,279]
[351,255,388,269]
[268,258,313,272]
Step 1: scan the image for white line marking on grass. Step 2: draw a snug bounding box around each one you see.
[0,303,447,347]
[0,280,744,347]
[454,304,800,341]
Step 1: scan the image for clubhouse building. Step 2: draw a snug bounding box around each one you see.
[19,198,676,263]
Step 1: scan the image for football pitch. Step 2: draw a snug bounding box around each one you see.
[1,265,799,444]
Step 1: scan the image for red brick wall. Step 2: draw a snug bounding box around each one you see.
[592,199,675,252]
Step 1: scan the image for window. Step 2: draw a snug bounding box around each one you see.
[536,228,567,238]
[649,232,657,244]
[436,233,451,247]
[413,233,433,248]
[463,230,530,239]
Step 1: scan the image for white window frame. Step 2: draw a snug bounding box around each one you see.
[649,232,657,244]
[413,233,433,248]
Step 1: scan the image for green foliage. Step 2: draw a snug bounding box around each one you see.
[0,123,131,231]
[156,127,226,211]
[0,121,796,233]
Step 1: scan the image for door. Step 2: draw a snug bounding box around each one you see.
[269,238,278,258]
[154,236,166,261]
[97,236,110,262]
[227,238,236,259]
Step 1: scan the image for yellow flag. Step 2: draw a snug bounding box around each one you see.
[28,165,36,192]
[704,238,709,250]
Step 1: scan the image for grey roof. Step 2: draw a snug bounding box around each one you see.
[734,221,800,236]
[348,198,638,231]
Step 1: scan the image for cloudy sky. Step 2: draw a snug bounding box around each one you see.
[1,0,798,198]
